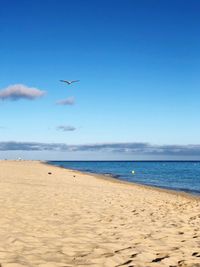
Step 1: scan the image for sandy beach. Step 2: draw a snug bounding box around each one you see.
[0,161,199,267]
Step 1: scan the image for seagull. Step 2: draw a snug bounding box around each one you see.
[60,80,80,85]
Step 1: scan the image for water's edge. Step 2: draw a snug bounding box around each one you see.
[45,161,200,199]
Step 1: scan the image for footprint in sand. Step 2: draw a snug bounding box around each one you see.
[116,260,133,266]
[192,252,200,257]
[114,246,132,253]
[152,254,169,262]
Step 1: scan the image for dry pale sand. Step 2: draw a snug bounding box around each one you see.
[0,161,200,267]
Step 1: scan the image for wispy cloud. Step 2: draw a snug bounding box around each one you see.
[0,84,45,101]
[56,97,75,105]
[1,141,200,156]
[57,125,76,131]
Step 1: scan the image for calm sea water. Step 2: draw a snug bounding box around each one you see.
[48,161,200,195]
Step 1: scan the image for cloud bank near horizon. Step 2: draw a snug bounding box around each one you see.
[0,84,45,101]
[1,141,200,156]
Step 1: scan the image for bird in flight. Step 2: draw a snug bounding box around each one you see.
[60,80,80,85]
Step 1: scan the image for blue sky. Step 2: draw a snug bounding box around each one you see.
[0,0,200,160]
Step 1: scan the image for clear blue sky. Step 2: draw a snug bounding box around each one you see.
[0,0,200,159]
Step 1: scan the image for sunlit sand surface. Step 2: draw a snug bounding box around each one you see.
[0,161,200,267]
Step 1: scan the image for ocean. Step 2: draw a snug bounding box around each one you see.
[48,161,200,196]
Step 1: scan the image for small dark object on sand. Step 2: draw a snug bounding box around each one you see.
[48,172,52,175]
[73,175,76,178]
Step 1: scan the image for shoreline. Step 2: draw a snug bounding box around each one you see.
[44,161,200,201]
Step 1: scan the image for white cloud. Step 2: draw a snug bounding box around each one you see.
[56,96,75,105]
[57,125,76,131]
[0,84,45,101]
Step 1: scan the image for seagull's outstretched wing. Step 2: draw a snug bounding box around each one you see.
[71,80,80,83]
[60,80,70,84]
